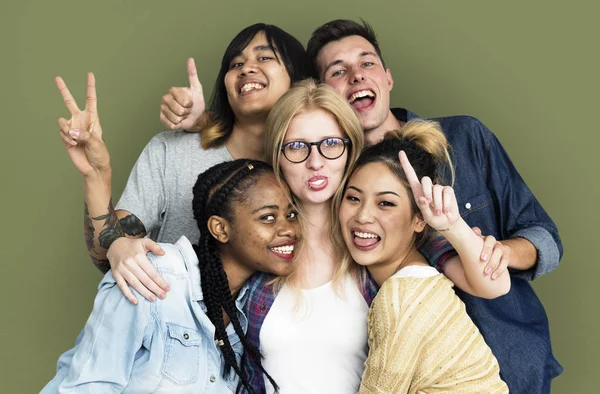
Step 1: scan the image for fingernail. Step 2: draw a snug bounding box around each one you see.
[69,129,80,138]
[485,267,492,275]
[482,253,488,261]
[435,210,441,215]
[149,295,156,302]
[165,285,170,292]
[159,293,166,300]
[131,298,138,305]
[492,273,498,280]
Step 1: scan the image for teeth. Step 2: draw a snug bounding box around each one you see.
[270,245,294,254]
[348,90,375,103]
[310,179,325,186]
[353,231,378,239]
[240,83,265,93]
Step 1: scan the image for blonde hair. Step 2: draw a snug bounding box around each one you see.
[264,78,364,293]
[332,119,454,280]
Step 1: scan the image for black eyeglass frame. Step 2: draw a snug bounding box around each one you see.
[281,137,351,163]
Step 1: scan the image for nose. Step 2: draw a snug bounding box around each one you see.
[305,145,324,170]
[278,220,298,239]
[349,66,365,84]
[240,59,258,76]
[355,201,374,224]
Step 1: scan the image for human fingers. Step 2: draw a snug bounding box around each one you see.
[159,111,179,130]
[472,226,483,237]
[442,186,455,215]
[399,151,422,192]
[161,103,185,125]
[112,269,139,305]
[421,176,433,203]
[491,243,510,280]
[84,72,97,118]
[485,242,504,277]
[58,117,77,146]
[170,87,193,110]
[55,76,80,115]
[120,258,157,302]
[431,184,443,215]
[126,257,166,300]
[480,235,497,264]
[187,57,203,94]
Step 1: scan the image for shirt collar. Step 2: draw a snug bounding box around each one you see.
[391,107,421,122]
[174,235,250,305]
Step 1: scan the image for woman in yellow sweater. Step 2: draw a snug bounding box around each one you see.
[336,120,510,393]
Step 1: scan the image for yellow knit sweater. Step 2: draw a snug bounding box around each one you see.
[358,272,508,393]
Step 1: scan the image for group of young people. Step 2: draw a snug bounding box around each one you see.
[43,19,562,394]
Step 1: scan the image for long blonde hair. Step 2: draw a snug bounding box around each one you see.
[265,78,364,292]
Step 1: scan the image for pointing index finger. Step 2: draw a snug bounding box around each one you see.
[399,150,421,191]
[55,76,80,115]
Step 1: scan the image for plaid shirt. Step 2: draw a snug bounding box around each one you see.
[236,235,455,393]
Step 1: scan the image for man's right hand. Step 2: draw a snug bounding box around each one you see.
[160,58,206,131]
[107,237,170,304]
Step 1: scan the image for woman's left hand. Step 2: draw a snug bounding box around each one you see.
[399,150,460,232]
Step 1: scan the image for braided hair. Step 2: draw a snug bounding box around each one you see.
[191,159,280,393]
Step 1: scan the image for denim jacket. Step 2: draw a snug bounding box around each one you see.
[41,236,247,394]
[394,108,563,393]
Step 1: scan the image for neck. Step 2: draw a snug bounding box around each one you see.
[219,254,254,298]
[368,246,423,287]
[300,201,331,240]
[225,119,267,160]
[364,109,404,146]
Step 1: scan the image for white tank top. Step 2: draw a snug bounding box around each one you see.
[260,276,370,394]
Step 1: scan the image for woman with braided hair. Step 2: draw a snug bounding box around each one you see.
[42,159,299,393]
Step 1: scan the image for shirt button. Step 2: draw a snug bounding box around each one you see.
[209,375,216,383]
[183,333,189,340]
[465,202,472,209]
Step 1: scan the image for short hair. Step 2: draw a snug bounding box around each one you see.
[202,23,314,149]
[307,19,386,77]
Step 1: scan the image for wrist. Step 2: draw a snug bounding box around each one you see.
[83,167,112,183]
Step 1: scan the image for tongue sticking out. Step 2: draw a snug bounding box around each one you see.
[354,236,379,247]
[351,97,374,111]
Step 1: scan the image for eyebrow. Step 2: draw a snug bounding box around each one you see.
[322,51,379,76]
[347,185,400,198]
[252,205,279,214]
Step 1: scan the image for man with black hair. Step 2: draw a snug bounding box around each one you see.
[307,19,562,394]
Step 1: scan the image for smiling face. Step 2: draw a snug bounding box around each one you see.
[339,162,423,270]
[224,31,292,121]
[279,108,349,207]
[316,35,398,138]
[223,173,300,276]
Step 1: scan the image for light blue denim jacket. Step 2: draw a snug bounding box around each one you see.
[41,236,248,393]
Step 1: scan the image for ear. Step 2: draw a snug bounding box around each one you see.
[207,215,231,244]
[385,68,394,90]
[413,212,426,234]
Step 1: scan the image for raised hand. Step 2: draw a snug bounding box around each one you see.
[160,58,206,130]
[399,150,460,231]
[55,73,110,178]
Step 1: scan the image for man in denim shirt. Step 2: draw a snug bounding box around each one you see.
[307,19,562,393]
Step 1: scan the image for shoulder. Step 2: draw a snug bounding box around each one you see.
[147,236,198,276]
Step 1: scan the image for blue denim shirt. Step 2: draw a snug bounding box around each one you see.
[41,236,247,394]
[395,108,563,393]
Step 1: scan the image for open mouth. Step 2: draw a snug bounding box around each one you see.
[347,89,376,112]
[352,230,381,251]
[239,82,265,94]
[269,243,295,259]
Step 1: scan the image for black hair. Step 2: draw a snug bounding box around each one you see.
[191,158,280,393]
[208,23,314,146]
[347,121,451,248]
[306,19,386,77]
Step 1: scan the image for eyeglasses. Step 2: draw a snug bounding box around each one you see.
[281,137,351,163]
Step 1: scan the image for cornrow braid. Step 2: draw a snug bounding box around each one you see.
[191,159,280,393]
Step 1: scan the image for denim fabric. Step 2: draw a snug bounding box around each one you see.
[41,236,247,394]
[395,108,563,393]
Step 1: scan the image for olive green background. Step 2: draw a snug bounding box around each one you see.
[1,0,598,392]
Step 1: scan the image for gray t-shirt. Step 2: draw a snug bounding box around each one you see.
[116,131,233,243]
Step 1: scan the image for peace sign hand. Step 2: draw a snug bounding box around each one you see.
[399,150,460,232]
[55,72,110,178]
